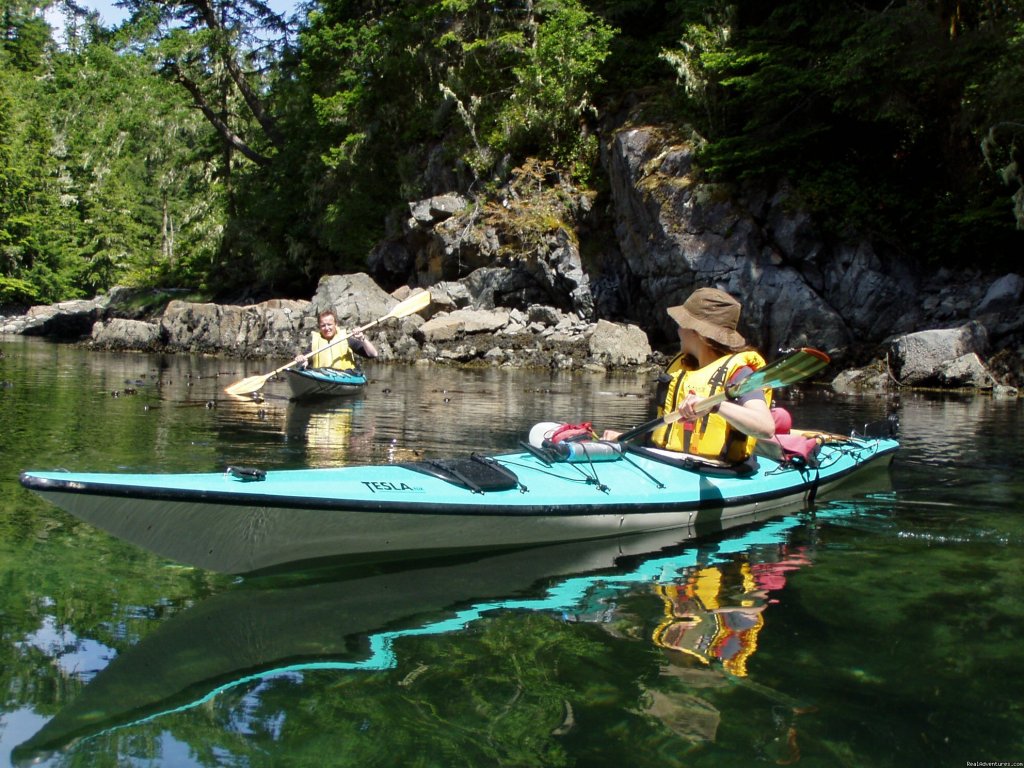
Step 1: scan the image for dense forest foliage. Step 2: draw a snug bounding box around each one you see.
[1,0,1021,305]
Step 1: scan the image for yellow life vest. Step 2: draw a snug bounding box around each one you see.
[650,350,771,462]
[310,331,356,370]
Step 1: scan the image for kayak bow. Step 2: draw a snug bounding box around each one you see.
[285,367,367,400]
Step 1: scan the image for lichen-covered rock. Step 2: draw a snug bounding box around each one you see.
[889,322,989,385]
[831,366,891,393]
[1,298,108,338]
[308,273,398,329]
[604,123,915,355]
[161,299,308,357]
[415,308,511,343]
[587,319,652,366]
[934,353,997,389]
[91,319,162,350]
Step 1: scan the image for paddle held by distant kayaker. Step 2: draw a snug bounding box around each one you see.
[295,309,378,370]
[604,287,775,463]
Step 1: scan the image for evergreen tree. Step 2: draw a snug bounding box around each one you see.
[3,0,1022,303]
[661,0,1024,263]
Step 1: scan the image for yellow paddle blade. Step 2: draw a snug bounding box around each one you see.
[385,289,431,319]
[224,373,274,397]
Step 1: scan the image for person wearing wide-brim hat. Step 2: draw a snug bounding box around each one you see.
[605,287,775,463]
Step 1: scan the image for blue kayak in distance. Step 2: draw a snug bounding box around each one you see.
[19,431,899,574]
[285,367,366,400]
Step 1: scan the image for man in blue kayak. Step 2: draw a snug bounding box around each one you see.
[604,287,775,464]
[294,309,378,370]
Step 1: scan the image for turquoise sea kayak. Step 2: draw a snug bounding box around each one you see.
[20,430,898,574]
[284,366,366,400]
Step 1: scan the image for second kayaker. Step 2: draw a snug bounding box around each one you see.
[295,309,378,370]
[604,287,775,463]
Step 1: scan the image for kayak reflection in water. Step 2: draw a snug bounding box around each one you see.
[286,401,376,466]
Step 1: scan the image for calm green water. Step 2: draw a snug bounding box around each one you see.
[1,336,1022,767]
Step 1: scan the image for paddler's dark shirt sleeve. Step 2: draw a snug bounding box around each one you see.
[728,366,767,405]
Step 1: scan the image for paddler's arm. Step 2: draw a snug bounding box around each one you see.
[350,332,378,358]
[679,392,775,439]
[601,395,774,442]
[679,364,775,438]
[602,368,775,443]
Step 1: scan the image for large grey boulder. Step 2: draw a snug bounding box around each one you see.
[406,193,468,230]
[587,319,652,365]
[161,299,308,357]
[3,298,109,338]
[888,322,990,385]
[308,273,398,330]
[831,365,891,393]
[415,308,511,343]
[528,304,568,327]
[934,353,997,389]
[426,281,472,314]
[91,319,162,350]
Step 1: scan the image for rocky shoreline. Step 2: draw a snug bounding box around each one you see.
[0,270,1018,398]
[2,118,1022,397]
[0,272,657,371]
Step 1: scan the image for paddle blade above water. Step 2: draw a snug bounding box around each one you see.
[725,347,831,398]
[224,373,275,397]
[384,290,431,319]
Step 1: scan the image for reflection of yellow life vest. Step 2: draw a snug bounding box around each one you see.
[653,563,764,677]
[305,408,354,464]
[650,350,771,462]
[310,331,356,370]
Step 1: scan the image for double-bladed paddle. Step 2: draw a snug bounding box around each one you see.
[616,347,831,444]
[224,290,432,397]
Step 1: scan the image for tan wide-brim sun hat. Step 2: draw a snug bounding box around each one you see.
[667,287,747,351]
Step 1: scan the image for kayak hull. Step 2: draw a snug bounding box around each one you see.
[20,436,898,573]
[285,367,366,400]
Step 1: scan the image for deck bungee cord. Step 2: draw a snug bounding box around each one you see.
[505,448,623,493]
